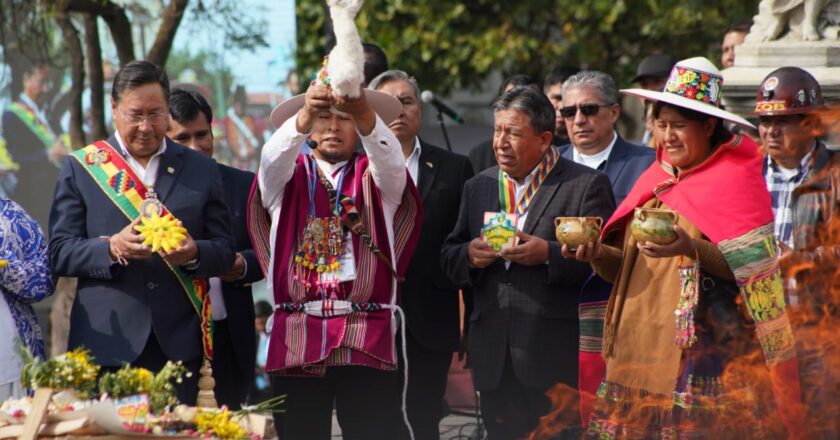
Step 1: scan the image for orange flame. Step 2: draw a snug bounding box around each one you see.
[527,384,579,440]
[530,103,840,439]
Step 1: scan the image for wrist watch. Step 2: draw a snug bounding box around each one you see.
[183,253,200,270]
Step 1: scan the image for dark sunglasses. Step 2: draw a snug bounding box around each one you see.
[559,103,612,119]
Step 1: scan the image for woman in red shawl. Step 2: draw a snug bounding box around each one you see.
[564,57,804,438]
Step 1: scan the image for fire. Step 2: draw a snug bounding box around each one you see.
[529,104,840,439]
[527,383,579,440]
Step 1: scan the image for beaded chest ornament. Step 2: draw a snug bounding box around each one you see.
[293,156,350,293]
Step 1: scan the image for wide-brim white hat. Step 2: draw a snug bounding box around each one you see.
[269,90,402,129]
[621,57,755,129]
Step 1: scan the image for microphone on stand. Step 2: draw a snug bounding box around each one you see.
[420,91,464,124]
[421,90,458,152]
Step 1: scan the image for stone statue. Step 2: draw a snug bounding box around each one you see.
[747,0,840,41]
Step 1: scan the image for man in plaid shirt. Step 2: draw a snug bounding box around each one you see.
[757,67,831,310]
[757,67,828,251]
[757,67,840,437]
[764,147,815,249]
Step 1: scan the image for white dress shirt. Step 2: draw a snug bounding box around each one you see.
[500,164,542,268]
[573,131,617,170]
[114,134,232,318]
[258,115,406,301]
[405,138,422,184]
[114,131,166,188]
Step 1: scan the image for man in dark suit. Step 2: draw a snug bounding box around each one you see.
[167,88,263,409]
[48,61,235,404]
[556,71,654,206]
[369,70,474,440]
[2,62,68,228]
[441,87,615,439]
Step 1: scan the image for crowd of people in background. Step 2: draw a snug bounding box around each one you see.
[0,16,838,440]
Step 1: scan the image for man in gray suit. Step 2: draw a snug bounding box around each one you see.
[441,87,615,439]
[49,61,235,404]
[556,71,654,206]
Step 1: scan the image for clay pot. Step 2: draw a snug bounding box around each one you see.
[631,207,678,245]
[554,217,603,250]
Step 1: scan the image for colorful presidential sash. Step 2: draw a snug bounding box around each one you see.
[70,140,214,360]
[498,146,560,215]
[8,101,55,152]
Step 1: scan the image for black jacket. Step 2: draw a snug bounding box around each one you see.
[441,158,615,390]
[402,140,474,352]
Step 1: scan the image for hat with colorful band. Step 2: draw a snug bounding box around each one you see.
[621,57,755,129]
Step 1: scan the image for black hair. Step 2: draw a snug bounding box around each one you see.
[652,101,732,148]
[725,22,752,35]
[22,61,48,77]
[494,86,556,136]
[544,66,580,89]
[362,43,389,85]
[255,300,273,318]
[111,60,170,103]
[169,88,213,125]
[498,74,540,97]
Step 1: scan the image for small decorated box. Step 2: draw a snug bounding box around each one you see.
[481,212,519,252]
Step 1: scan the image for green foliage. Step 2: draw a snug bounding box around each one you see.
[98,364,154,399]
[99,361,190,414]
[296,0,759,93]
[19,346,101,399]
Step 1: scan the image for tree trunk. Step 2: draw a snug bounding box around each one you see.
[146,0,189,66]
[84,13,107,140]
[54,12,85,148]
[63,0,134,66]
[98,2,134,66]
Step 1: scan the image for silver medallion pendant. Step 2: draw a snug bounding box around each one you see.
[139,188,165,218]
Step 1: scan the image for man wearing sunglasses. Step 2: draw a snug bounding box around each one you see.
[554,71,653,421]
[556,71,654,206]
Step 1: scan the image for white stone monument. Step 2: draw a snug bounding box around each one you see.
[722,0,840,116]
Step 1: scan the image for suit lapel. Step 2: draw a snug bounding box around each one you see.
[523,161,564,234]
[154,139,185,203]
[489,170,502,212]
[105,134,120,150]
[417,140,437,201]
[559,144,574,161]
[603,138,628,186]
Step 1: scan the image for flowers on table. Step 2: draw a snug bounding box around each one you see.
[194,407,248,439]
[98,361,191,415]
[7,347,279,438]
[19,347,100,399]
